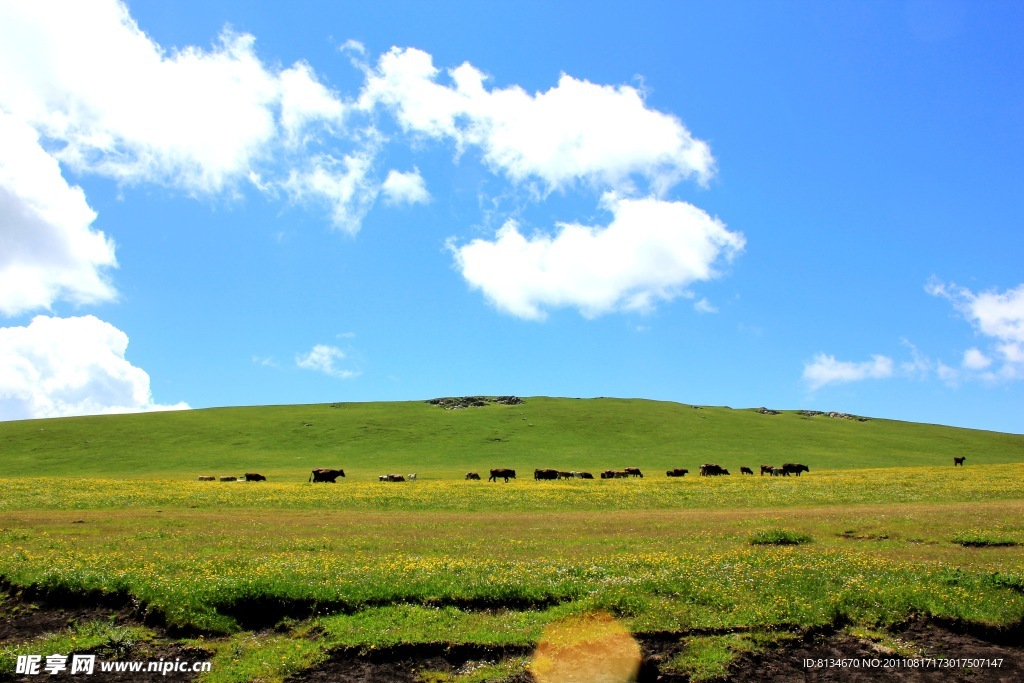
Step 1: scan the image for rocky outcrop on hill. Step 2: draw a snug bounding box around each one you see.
[757,407,781,415]
[427,396,524,410]
[799,409,869,422]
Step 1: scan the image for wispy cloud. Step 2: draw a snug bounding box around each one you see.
[927,278,1024,382]
[802,353,894,391]
[296,344,358,379]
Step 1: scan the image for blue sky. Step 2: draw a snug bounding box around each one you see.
[1,0,1022,434]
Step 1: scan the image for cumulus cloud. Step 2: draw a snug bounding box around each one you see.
[0,113,117,315]
[381,168,430,205]
[360,47,715,194]
[0,0,348,195]
[0,315,188,420]
[802,354,894,391]
[296,344,357,379]
[927,279,1024,381]
[452,194,744,320]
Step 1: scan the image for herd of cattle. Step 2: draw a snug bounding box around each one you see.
[198,464,811,482]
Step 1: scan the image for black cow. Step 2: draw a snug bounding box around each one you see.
[465,472,481,480]
[600,470,616,479]
[666,468,689,477]
[489,468,516,482]
[309,468,346,483]
[740,467,754,476]
[244,472,266,481]
[781,463,809,476]
[624,467,643,478]
[954,456,966,467]
[534,468,559,480]
[578,472,594,479]
[760,465,774,476]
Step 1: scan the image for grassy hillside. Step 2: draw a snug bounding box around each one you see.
[1,397,1022,479]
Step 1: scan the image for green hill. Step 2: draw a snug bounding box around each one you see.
[1,397,1021,479]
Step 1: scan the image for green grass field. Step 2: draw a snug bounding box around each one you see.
[1,397,1021,479]
[1,398,1023,682]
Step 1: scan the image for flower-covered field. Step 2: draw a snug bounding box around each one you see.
[2,466,1023,681]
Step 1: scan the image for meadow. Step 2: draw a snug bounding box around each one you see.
[1,399,1023,681]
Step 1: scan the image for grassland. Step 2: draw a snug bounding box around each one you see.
[1,399,1023,681]
[0,397,1021,479]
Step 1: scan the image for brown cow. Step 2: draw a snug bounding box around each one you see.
[489,468,516,482]
[244,472,266,481]
[666,468,689,477]
[197,476,215,481]
[465,472,481,480]
[624,467,643,478]
[309,468,345,483]
[219,476,238,482]
[760,465,774,476]
[534,468,559,480]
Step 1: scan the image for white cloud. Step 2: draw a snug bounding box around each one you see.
[928,279,1024,381]
[283,152,379,234]
[279,61,347,143]
[360,47,715,194]
[802,353,894,391]
[0,113,118,315]
[381,168,430,205]
[0,315,188,420]
[0,0,347,195]
[296,344,357,379]
[694,298,718,314]
[452,194,744,320]
[962,347,992,370]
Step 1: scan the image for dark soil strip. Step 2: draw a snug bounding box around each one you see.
[215,594,569,631]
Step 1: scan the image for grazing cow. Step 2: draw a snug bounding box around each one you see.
[489,468,516,482]
[244,472,266,481]
[197,476,215,481]
[600,470,616,479]
[579,472,594,479]
[465,472,481,480]
[954,456,966,467]
[387,474,405,482]
[558,471,574,480]
[219,476,238,482]
[781,463,809,477]
[740,467,754,476]
[624,467,644,478]
[666,468,689,477]
[760,465,774,476]
[407,473,417,480]
[309,468,346,483]
[614,470,629,478]
[534,468,559,480]
[700,464,728,476]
